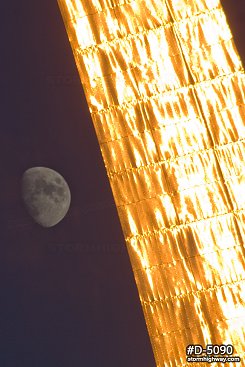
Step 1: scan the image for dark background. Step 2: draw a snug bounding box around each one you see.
[1,1,244,367]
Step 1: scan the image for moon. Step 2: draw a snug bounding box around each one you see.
[21,167,71,228]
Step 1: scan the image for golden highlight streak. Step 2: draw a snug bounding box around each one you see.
[58,0,245,365]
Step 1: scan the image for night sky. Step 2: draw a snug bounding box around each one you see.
[1,1,244,367]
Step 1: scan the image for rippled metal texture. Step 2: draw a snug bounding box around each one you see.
[58,0,245,365]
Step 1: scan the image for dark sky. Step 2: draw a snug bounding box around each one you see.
[1,1,244,367]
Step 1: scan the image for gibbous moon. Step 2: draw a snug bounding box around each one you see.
[21,167,71,228]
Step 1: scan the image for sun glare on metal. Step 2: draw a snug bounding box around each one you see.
[58,0,245,365]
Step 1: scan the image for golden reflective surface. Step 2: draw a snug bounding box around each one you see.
[58,0,245,365]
